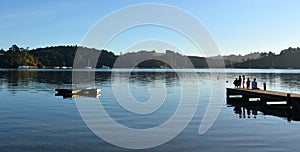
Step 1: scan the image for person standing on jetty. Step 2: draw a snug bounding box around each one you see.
[251,78,258,89]
[238,75,242,88]
[233,78,239,88]
[242,75,246,88]
[246,78,251,89]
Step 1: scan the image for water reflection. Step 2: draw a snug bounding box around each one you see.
[227,98,300,122]
[0,70,72,86]
[0,70,181,87]
[0,70,182,98]
[233,105,258,119]
[2,69,300,98]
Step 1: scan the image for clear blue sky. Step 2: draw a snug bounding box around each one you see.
[1,0,300,56]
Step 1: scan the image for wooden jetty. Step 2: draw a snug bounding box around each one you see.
[226,88,300,122]
[226,88,300,107]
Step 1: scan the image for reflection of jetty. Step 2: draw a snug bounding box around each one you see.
[226,88,300,122]
[227,98,300,122]
[55,88,101,98]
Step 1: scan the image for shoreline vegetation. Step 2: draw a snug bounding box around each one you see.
[1,45,300,69]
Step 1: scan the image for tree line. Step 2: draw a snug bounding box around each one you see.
[1,45,300,69]
[233,47,300,69]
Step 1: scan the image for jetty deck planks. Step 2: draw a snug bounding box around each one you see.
[226,88,300,101]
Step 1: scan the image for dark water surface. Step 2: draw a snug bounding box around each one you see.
[1,69,300,152]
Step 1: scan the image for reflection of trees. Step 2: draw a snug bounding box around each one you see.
[278,73,300,90]
[1,71,73,94]
[128,72,179,87]
[6,71,35,86]
[0,70,104,95]
[165,72,179,87]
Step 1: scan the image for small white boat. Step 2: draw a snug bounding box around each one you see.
[18,65,28,69]
[101,65,110,69]
[84,66,92,69]
[160,65,169,69]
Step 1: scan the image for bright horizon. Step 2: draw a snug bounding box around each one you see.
[1,0,300,56]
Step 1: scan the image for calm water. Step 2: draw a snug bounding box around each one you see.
[1,69,300,152]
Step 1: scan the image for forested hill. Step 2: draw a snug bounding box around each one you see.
[233,47,300,69]
[0,45,117,68]
[1,45,300,69]
[30,46,116,68]
[0,45,208,68]
[0,45,43,68]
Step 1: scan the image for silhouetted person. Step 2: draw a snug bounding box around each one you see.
[242,75,245,88]
[252,78,259,89]
[246,78,251,89]
[238,75,242,88]
[233,78,239,88]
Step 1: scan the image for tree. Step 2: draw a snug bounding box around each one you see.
[8,44,20,53]
[260,52,267,58]
[268,51,275,56]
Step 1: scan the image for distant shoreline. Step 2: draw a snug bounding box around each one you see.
[1,68,300,72]
[1,45,300,69]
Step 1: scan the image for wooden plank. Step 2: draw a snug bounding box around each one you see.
[226,88,300,100]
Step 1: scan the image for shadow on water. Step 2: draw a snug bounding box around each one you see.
[227,98,300,122]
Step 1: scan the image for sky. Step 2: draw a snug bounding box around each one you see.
[1,0,300,56]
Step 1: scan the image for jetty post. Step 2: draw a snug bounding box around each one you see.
[263,83,266,91]
[287,93,291,110]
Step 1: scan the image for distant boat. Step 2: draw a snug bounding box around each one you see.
[101,65,110,69]
[85,59,92,69]
[54,66,60,69]
[159,65,169,69]
[84,66,92,69]
[61,61,67,69]
[18,65,28,69]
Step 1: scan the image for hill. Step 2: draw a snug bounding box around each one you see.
[0,45,43,68]
[114,50,208,68]
[1,45,300,69]
[0,45,210,69]
[233,47,300,69]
